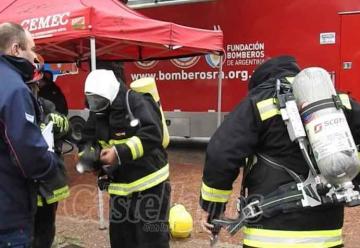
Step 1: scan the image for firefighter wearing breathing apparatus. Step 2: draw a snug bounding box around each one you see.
[78,69,171,248]
[200,56,360,248]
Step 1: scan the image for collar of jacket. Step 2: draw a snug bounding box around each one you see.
[248,72,296,96]
[0,54,35,82]
[248,56,300,90]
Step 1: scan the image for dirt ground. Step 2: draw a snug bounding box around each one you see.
[55,141,360,248]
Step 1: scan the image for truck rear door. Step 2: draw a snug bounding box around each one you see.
[339,12,360,101]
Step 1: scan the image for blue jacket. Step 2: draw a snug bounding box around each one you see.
[0,56,59,230]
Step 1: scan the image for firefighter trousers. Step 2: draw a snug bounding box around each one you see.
[33,202,58,248]
[109,181,171,248]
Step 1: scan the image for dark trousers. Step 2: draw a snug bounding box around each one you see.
[33,203,58,248]
[0,225,32,248]
[109,181,171,248]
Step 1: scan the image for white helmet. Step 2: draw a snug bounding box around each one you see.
[84,69,120,105]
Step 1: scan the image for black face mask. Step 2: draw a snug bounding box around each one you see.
[86,94,110,113]
[0,54,35,82]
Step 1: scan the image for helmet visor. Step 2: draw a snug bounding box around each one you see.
[86,94,110,112]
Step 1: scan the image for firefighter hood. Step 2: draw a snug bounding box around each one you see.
[85,69,120,112]
[248,55,300,90]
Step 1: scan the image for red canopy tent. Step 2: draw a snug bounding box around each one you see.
[0,0,225,131]
[0,0,223,62]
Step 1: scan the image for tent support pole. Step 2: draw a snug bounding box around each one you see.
[97,185,106,230]
[91,37,106,231]
[217,55,224,127]
[90,37,97,71]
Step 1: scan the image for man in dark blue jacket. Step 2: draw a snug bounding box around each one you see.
[0,22,62,247]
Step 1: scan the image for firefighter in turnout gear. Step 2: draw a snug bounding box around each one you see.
[33,98,70,248]
[26,57,70,248]
[200,56,360,248]
[79,69,170,248]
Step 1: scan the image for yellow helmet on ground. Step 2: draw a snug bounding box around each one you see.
[169,204,193,238]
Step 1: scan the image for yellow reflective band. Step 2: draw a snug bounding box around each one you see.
[256,98,280,121]
[244,227,342,237]
[108,164,169,196]
[243,227,342,248]
[243,240,342,248]
[37,195,43,207]
[99,140,111,149]
[109,139,128,146]
[339,94,352,110]
[285,77,295,84]
[45,186,70,204]
[109,138,145,160]
[201,182,232,203]
[125,136,144,160]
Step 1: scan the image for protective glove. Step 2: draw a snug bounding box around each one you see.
[46,113,69,139]
[76,144,101,173]
[98,174,111,191]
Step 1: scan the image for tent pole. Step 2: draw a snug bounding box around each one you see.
[91,37,106,231]
[90,37,97,71]
[217,55,224,127]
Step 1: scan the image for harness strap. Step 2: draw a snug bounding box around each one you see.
[212,182,305,235]
[260,182,304,215]
[213,154,311,235]
[300,97,338,118]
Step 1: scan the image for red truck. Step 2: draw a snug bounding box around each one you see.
[54,0,360,141]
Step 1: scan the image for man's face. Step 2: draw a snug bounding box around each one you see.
[19,31,36,63]
[10,30,36,64]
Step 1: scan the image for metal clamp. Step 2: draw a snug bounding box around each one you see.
[332,94,343,110]
[211,199,264,240]
[241,200,263,219]
[297,180,322,208]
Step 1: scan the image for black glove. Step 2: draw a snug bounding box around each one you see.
[97,175,111,191]
[76,143,101,173]
[102,164,120,180]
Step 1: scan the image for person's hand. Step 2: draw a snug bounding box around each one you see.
[200,210,215,235]
[100,147,119,165]
[201,209,223,245]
